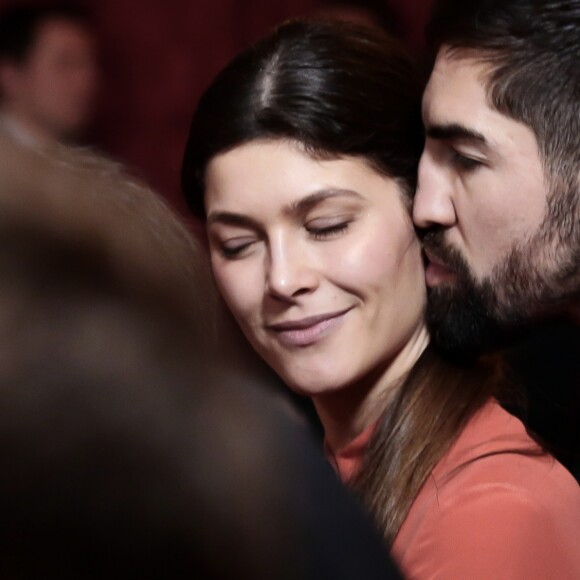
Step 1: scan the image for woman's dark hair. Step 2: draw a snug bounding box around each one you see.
[181,20,424,219]
[181,19,503,544]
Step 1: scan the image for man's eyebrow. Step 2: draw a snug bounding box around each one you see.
[207,189,363,226]
[426,123,488,145]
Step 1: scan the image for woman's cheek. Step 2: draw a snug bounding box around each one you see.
[213,263,257,322]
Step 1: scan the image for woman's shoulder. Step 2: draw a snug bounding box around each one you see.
[432,399,579,493]
[401,398,580,526]
[393,399,580,578]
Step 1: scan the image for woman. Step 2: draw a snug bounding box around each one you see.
[181,20,580,578]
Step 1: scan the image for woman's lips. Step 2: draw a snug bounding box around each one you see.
[267,308,352,347]
[424,251,456,288]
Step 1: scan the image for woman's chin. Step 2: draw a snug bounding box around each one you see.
[276,368,346,398]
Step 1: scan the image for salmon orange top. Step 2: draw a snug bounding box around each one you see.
[325,399,580,579]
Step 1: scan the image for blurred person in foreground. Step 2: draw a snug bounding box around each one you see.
[0,2,97,149]
[0,135,399,579]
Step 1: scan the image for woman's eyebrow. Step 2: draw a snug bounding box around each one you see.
[207,189,363,226]
[288,188,363,215]
[206,211,260,229]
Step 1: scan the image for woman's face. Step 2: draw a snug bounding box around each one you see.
[205,140,426,396]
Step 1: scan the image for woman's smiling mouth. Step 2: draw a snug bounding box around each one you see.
[267,307,353,347]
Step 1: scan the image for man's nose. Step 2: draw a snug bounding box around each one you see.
[413,148,457,230]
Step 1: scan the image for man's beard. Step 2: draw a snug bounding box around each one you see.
[422,230,526,358]
[423,181,580,358]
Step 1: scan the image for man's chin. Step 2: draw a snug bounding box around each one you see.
[426,285,528,360]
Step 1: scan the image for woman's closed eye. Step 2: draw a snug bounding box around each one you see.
[306,217,351,240]
[217,236,257,259]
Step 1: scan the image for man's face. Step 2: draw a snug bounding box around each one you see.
[414,47,579,354]
[5,18,98,141]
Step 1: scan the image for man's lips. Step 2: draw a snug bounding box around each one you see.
[423,249,456,287]
[266,307,353,347]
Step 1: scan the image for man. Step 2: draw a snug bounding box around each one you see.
[414,0,580,479]
[0,3,97,149]
[414,0,580,355]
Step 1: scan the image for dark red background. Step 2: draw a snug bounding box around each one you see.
[0,0,433,214]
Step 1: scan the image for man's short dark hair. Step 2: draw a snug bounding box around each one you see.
[427,0,580,190]
[0,2,91,63]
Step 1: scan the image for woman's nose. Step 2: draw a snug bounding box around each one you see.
[266,235,319,301]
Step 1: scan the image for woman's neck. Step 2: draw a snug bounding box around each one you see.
[313,325,429,451]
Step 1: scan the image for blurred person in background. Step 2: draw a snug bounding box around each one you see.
[0,2,97,149]
[0,136,400,579]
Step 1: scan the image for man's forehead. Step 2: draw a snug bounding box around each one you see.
[422,47,545,175]
[435,45,495,79]
[422,47,498,132]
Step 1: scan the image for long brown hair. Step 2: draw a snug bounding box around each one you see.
[354,347,501,543]
[181,20,503,543]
